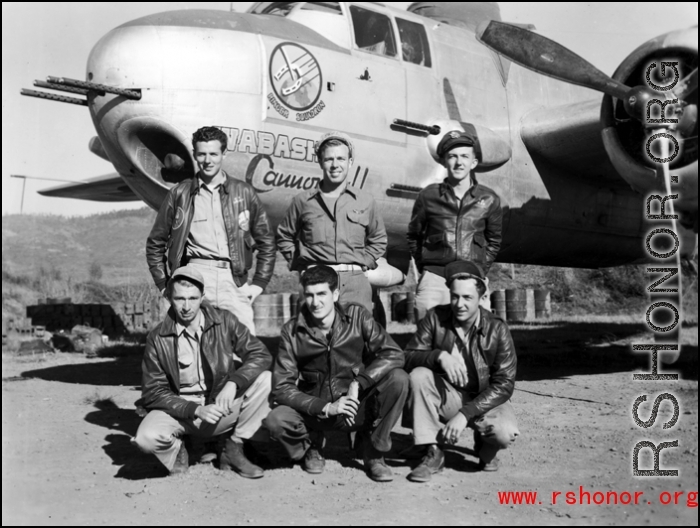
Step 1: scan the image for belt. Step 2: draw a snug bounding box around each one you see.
[307,263,364,272]
[188,258,231,269]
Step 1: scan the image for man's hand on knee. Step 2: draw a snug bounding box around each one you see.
[195,403,226,424]
[327,395,359,425]
[442,412,467,445]
[215,381,238,414]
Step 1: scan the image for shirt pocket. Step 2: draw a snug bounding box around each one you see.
[346,209,370,247]
[301,212,327,246]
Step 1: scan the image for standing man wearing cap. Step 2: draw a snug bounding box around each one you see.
[146,126,276,334]
[407,128,503,321]
[276,131,386,312]
[404,261,519,482]
[133,265,273,478]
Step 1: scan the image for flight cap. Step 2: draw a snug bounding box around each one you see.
[445,260,485,287]
[169,265,205,291]
[436,127,482,162]
[315,131,354,158]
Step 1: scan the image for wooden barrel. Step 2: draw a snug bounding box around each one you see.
[491,290,507,320]
[289,293,300,318]
[505,289,527,322]
[405,292,416,324]
[253,294,290,332]
[391,292,408,323]
[534,289,551,318]
[526,289,536,320]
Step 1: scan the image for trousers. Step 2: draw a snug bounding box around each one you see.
[415,270,491,322]
[191,263,256,334]
[132,371,271,471]
[409,367,519,463]
[265,369,409,459]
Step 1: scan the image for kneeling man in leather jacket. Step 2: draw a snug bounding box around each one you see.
[265,265,409,482]
[405,260,519,482]
[133,265,272,478]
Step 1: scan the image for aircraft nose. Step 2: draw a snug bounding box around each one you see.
[85,11,264,207]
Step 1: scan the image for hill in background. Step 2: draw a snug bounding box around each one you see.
[2,208,697,322]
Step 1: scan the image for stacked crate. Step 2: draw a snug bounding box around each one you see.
[25,299,163,336]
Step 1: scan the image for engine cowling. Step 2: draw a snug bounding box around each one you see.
[601,26,697,226]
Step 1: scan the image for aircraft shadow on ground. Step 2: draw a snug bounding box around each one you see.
[17,323,696,480]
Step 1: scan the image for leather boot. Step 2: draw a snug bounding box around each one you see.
[303,432,326,474]
[170,441,189,475]
[363,437,393,482]
[219,438,264,479]
[407,444,444,483]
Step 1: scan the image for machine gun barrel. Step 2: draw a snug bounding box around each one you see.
[46,76,141,100]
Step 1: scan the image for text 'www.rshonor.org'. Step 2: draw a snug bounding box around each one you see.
[497,488,698,507]
[631,59,686,478]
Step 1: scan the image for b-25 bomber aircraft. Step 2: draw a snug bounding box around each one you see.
[21,1,698,281]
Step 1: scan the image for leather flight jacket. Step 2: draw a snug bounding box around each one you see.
[141,302,272,420]
[407,180,503,275]
[146,172,276,292]
[273,303,405,416]
[404,306,516,421]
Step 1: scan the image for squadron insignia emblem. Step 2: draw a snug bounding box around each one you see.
[270,42,322,112]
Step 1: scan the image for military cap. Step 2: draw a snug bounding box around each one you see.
[436,127,482,161]
[315,131,354,158]
[169,265,205,290]
[445,260,485,287]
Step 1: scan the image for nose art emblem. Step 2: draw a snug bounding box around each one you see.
[270,42,322,111]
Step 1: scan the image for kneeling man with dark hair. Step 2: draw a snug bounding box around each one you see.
[405,260,519,482]
[265,265,409,482]
[133,265,272,478]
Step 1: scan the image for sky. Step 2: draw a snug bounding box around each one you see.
[2,2,698,217]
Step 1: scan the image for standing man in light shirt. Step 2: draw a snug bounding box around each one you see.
[276,131,386,312]
[146,126,276,334]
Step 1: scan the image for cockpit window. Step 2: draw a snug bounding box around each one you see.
[253,2,342,16]
[396,18,431,67]
[349,5,397,58]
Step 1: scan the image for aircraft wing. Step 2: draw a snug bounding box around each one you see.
[519,98,622,184]
[38,173,139,202]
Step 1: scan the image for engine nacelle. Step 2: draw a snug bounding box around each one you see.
[601,26,697,223]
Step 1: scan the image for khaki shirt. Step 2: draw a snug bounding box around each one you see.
[277,184,387,270]
[175,312,208,395]
[185,172,230,261]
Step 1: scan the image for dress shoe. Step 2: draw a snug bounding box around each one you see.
[303,446,326,474]
[363,439,393,482]
[219,438,264,479]
[407,444,444,483]
[170,442,189,475]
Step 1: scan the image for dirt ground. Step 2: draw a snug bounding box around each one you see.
[2,320,698,526]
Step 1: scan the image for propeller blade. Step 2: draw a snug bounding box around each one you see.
[674,67,698,101]
[476,20,630,100]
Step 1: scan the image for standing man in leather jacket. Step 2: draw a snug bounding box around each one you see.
[264,265,408,482]
[404,261,519,482]
[276,131,386,312]
[146,126,276,334]
[133,265,273,478]
[407,128,502,321]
